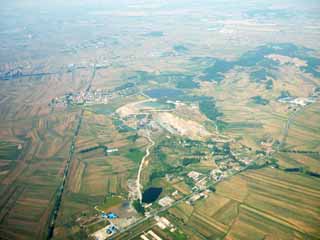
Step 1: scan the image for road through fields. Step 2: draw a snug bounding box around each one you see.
[136,133,155,202]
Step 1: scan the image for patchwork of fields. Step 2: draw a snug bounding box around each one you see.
[53,108,148,239]
[167,168,320,240]
[0,1,320,239]
[0,111,77,239]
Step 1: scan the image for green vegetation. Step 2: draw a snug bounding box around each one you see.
[266,79,273,90]
[143,101,175,110]
[199,43,320,86]
[125,148,145,162]
[144,31,164,37]
[147,145,176,180]
[225,122,263,129]
[250,69,274,90]
[113,118,134,132]
[114,82,134,91]
[87,220,110,234]
[250,96,269,105]
[301,56,320,78]
[145,88,184,99]
[184,175,195,188]
[174,94,210,103]
[176,79,199,89]
[133,71,194,85]
[250,69,268,82]
[207,185,216,192]
[246,9,293,19]
[199,98,223,121]
[89,104,113,115]
[173,44,189,53]
[79,145,107,154]
[0,141,21,160]
[127,134,139,142]
[149,166,183,182]
[278,90,291,99]
[132,200,145,214]
[202,59,234,83]
[175,76,199,89]
[181,158,200,166]
[246,161,270,170]
[99,196,122,211]
[306,171,320,178]
[3,4,320,239]
[130,71,154,83]
[284,167,302,172]
[215,120,229,131]
[236,43,295,67]
[67,192,104,205]
[164,229,188,240]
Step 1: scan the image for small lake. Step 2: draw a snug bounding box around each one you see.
[142,187,163,203]
[145,88,183,99]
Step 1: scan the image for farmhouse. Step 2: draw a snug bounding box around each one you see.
[187,171,202,182]
[158,196,175,207]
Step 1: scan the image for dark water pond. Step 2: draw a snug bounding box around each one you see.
[145,88,183,99]
[142,187,163,203]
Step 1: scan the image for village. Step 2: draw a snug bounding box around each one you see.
[51,82,137,108]
[86,126,266,240]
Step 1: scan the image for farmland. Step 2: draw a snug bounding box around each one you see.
[0,109,77,239]
[0,0,320,239]
[165,168,320,240]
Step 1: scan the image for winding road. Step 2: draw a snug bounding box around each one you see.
[136,133,155,203]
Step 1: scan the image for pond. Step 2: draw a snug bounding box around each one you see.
[142,187,163,203]
[145,88,183,99]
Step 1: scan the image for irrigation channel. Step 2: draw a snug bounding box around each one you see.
[46,65,96,239]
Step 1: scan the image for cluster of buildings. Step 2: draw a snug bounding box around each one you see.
[62,36,115,53]
[210,142,256,178]
[155,216,175,231]
[278,96,316,106]
[278,88,319,107]
[187,171,202,182]
[210,169,224,182]
[187,171,209,191]
[186,191,209,205]
[140,216,176,240]
[158,196,175,207]
[53,81,137,109]
[59,88,111,106]
[0,67,23,80]
[91,223,118,240]
[140,230,162,240]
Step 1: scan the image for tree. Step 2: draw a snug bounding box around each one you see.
[132,200,145,214]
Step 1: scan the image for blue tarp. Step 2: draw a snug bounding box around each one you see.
[101,212,118,219]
